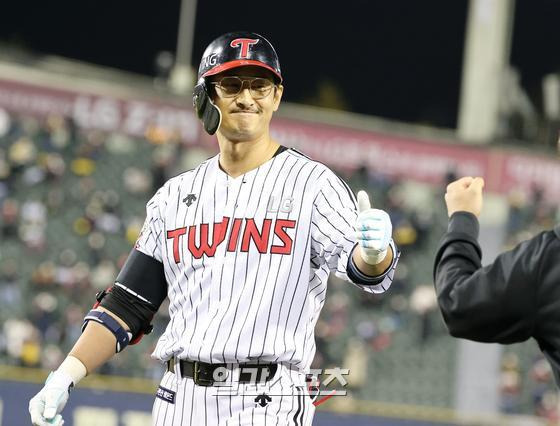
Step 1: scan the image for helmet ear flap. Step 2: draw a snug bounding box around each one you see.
[193,81,222,135]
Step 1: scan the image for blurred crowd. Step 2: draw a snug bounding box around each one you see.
[0,109,558,415]
[0,109,209,380]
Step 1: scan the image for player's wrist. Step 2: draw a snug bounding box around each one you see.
[55,355,87,387]
[359,247,388,265]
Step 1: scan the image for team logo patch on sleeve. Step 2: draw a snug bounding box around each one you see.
[156,385,176,404]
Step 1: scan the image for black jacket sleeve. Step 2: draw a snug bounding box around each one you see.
[433,212,549,344]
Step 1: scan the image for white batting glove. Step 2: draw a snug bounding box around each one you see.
[29,356,86,426]
[29,370,73,426]
[354,190,393,265]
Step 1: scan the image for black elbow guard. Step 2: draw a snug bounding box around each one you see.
[97,249,167,344]
[97,285,157,345]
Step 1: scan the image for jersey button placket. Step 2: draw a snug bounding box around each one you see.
[226,177,243,212]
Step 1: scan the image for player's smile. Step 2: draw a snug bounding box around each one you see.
[228,108,261,123]
[230,110,259,115]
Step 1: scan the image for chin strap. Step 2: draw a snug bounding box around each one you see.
[193,80,222,135]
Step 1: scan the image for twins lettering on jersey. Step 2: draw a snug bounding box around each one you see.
[167,217,296,263]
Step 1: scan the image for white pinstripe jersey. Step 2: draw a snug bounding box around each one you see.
[135,147,398,371]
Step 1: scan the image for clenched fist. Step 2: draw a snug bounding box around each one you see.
[445,176,485,217]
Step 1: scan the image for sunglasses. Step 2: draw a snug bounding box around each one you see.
[210,76,275,100]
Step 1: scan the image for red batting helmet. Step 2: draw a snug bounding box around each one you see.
[197,31,282,83]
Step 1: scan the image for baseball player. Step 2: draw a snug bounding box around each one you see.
[29,31,400,425]
[434,176,560,385]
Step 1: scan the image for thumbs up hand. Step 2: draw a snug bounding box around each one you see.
[354,190,393,265]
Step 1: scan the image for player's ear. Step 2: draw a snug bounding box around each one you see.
[272,84,283,112]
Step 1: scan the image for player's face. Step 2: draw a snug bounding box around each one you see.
[210,66,283,142]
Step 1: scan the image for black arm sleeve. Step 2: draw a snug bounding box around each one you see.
[116,249,167,307]
[433,212,543,344]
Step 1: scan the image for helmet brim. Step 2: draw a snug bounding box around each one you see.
[202,59,282,83]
